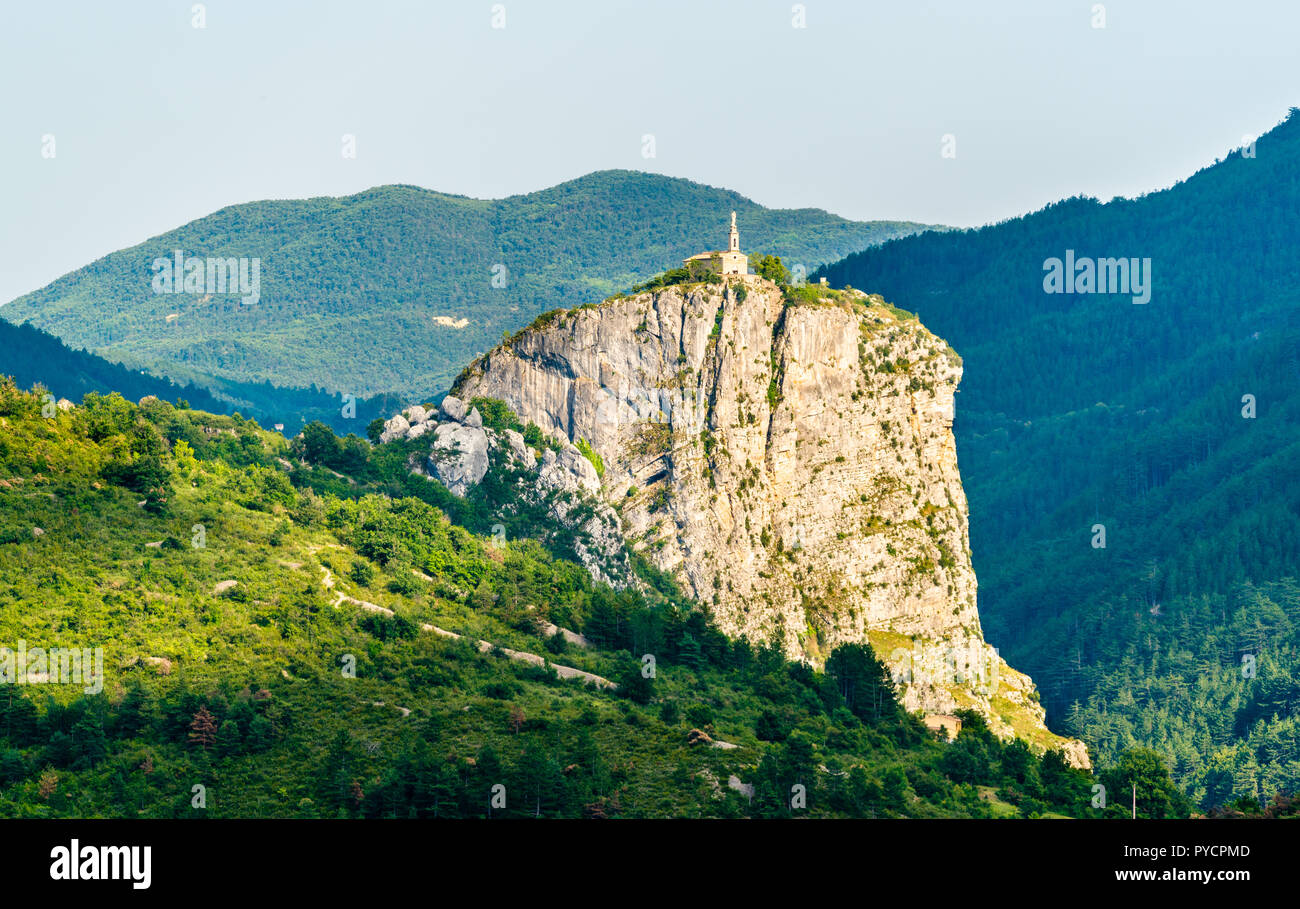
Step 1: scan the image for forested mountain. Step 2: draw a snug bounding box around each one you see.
[816,108,1300,807]
[0,318,398,437]
[0,379,1177,820]
[1,171,937,403]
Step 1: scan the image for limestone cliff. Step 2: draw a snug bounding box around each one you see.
[449,275,1087,765]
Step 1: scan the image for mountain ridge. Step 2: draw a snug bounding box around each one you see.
[2,171,942,404]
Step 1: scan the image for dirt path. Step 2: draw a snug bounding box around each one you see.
[320,564,393,614]
[316,565,614,690]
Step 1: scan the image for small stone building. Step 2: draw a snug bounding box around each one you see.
[923,714,962,740]
[684,211,748,276]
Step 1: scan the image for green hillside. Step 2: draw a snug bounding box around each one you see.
[2,171,938,403]
[0,378,1188,820]
[0,318,399,438]
[816,108,1300,808]
[0,319,230,416]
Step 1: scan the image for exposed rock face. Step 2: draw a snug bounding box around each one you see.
[504,429,532,463]
[431,421,490,496]
[440,396,468,423]
[379,414,410,444]
[455,275,1088,764]
[539,446,600,496]
[458,277,974,654]
[375,394,630,587]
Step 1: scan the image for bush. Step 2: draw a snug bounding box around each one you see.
[387,571,422,596]
[349,561,375,587]
[468,397,522,434]
[684,703,713,728]
[575,438,604,478]
[753,254,791,286]
[544,630,568,655]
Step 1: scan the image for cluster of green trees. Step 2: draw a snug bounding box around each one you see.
[0,319,226,414]
[818,108,1300,809]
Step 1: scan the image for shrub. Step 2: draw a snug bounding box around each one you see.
[575,438,605,478]
[349,560,375,587]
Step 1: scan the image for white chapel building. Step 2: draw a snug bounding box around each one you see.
[684,212,749,276]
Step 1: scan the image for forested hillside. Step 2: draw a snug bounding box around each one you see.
[2,171,937,403]
[0,318,397,437]
[0,319,229,415]
[2,378,1198,820]
[816,109,1300,807]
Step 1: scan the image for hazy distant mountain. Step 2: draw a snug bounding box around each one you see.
[2,170,939,402]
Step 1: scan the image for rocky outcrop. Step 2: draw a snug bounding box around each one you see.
[375,395,630,587]
[534,445,627,587]
[431,414,490,496]
[452,274,1088,765]
[378,413,410,444]
[458,277,975,654]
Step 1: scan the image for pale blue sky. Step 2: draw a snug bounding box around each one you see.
[1,0,1296,304]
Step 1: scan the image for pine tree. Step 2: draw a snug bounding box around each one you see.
[188,706,218,750]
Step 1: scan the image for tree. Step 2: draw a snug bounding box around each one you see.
[826,643,899,725]
[939,737,989,785]
[677,631,704,671]
[292,421,343,466]
[116,681,152,738]
[216,719,243,757]
[755,709,791,742]
[544,629,568,655]
[617,659,654,705]
[0,693,39,745]
[754,254,791,286]
[71,711,108,769]
[470,578,497,611]
[515,743,562,817]
[37,766,58,801]
[583,595,622,650]
[0,749,27,784]
[879,765,911,813]
[245,715,274,752]
[188,706,218,751]
[1100,748,1193,819]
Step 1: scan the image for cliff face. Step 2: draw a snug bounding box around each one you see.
[455,276,1087,765]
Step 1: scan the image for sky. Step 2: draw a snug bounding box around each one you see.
[1,0,1296,304]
